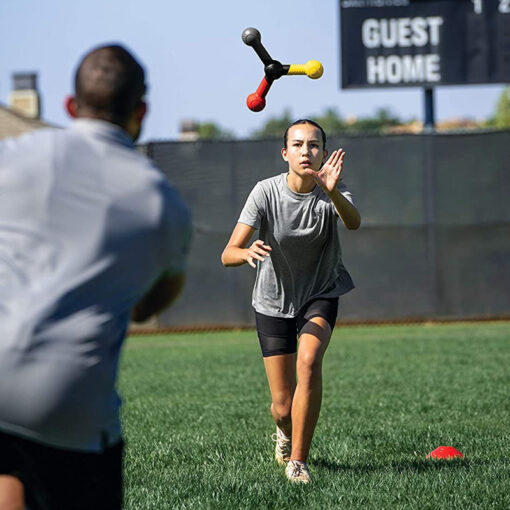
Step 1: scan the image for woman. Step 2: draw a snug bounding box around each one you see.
[221,119,360,483]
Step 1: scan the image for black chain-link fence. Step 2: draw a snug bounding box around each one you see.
[140,129,510,328]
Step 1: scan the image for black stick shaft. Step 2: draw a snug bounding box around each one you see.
[251,40,273,65]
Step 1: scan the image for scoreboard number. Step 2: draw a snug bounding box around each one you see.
[499,0,510,13]
[476,0,510,13]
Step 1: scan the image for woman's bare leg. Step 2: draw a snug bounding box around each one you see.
[263,353,296,436]
[290,317,332,462]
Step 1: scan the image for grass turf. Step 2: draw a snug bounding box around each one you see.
[120,322,510,509]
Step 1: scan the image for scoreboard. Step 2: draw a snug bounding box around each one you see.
[339,0,510,88]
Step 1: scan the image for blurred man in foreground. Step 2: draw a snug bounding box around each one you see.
[0,44,191,510]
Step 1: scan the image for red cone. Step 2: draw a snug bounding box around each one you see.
[426,446,464,459]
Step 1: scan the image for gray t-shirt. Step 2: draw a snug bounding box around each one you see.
[238,173,355,318]
[0,120,191,452]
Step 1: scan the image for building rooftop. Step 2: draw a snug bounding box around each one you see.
[0,102,56,140]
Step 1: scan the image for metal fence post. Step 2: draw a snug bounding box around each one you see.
[423,133,441,316]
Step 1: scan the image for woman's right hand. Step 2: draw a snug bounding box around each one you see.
[245,240,272,268]
[221,224,271,268]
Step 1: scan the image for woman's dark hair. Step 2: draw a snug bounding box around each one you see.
[283,119,326,150]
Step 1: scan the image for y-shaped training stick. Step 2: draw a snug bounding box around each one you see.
[242,27,324,112]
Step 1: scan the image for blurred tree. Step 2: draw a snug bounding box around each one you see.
[250,106,408,139]
[345,107,403,133]
[196,122,234,140]
[313,107,405,134]
[311,108,346,135]
[487,87,510,128]
[251,109,293,139]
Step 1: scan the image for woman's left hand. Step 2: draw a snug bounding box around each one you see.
[305,149,345,195]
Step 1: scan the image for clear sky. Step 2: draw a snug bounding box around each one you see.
[0,0,505,142]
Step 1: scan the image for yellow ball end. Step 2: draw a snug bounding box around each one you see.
[305,60,323,79]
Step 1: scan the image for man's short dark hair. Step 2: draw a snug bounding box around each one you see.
[75,44,146,126]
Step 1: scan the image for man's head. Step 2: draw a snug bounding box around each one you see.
[66,44,147,140]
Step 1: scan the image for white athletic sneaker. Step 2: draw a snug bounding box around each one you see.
[272,427,291,465]
[285,460,311,484]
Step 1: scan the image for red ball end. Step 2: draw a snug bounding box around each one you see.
[247,93,265,112]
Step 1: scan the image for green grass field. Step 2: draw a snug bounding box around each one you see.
[120,322,510,509]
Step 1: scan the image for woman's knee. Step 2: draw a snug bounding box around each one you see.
[272,393,293,420]
[296,351,323,383]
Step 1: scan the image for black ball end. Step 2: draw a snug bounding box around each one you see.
[242,27,261,46]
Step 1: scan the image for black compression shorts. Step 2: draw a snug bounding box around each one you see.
[255,297,339,357]
[0,430,123,510]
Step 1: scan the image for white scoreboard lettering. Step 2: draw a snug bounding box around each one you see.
[367,54,440,84]
[361,17,443,48]
[340,0,510,88]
